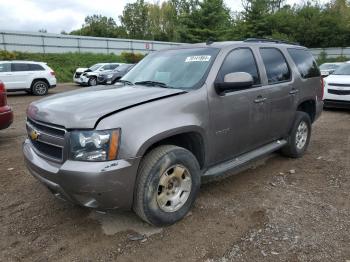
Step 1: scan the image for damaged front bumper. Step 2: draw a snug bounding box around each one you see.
[23,139,140,210]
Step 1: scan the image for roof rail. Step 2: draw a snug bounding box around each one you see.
[244,38,300,46]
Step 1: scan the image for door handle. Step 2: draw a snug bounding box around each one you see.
[254,96,267,103]
[289,89,299,95]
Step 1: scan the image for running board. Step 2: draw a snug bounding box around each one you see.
[202,139,287,179]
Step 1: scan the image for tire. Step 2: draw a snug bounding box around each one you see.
[281,111,312,158]
[133,145,201,226]
[88,77,97,86]
[31,80,48,96]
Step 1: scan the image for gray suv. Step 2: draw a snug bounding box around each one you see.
[23,39,323,226]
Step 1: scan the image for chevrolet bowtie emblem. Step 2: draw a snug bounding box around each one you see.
[30,130,40,141]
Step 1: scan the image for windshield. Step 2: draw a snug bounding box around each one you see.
[319,63,341,70]
[333,64,350,75]
[122,48,220,90]
[89,63,103,71]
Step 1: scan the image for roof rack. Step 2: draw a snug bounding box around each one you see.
[244,38,300,46]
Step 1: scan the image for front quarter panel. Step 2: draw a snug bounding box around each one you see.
[96,87,209,160]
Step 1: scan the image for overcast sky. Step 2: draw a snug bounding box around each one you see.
[0,0,328,34]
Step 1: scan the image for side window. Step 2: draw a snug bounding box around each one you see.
[260,48,291,84]
[0,63,10,72]
[11,63,30,72]
[101,65,110,70]
[29,64,45,71]
[288,48,320,78]
[110,64,119,70]
[218,48,260,85]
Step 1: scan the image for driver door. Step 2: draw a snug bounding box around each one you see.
[207,48,270,165]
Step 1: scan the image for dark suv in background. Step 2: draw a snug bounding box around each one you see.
[24,39,323,226]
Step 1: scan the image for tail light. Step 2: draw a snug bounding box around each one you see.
[0,81,8,107]
[320,77,324,101]
[50,71,55,76]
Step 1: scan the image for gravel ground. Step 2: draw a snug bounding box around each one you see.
[0,84,349,262]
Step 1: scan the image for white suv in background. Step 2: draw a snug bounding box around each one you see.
[0,61,56,96]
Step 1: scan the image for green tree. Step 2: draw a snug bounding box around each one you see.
[119,0,150,39]
[70,15,126,38]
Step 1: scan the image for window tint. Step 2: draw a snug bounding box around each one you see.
[29,64,45,71]
[218,48,260,85]
[110,64,119,70]
[11,63,30,72]
[101,64,110,70]
[0,63,10,72]
[288,49,320,78]
[260,48,291,84]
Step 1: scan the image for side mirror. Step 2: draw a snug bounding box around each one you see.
[215,72,254,94]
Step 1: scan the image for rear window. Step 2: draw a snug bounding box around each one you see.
[260,48,291,84]
[29,64,45,71]
[11,63,30,72]
[288,49,320,78]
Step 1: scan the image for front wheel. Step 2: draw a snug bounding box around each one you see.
[281,111,311,158]
[133,145,201,226]
[88,77,97,86]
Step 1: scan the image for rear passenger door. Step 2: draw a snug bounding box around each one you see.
[259,48,295,140]
[10,63,32,89]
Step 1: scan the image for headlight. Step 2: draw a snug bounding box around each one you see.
[70,129,120,161]
[107,74,113,78]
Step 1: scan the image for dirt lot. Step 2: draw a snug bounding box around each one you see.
[0,84,349,262]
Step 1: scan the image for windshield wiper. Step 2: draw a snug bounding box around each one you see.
[134,80,171,88]
[116,79,134,86]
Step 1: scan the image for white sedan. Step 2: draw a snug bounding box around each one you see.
[324,63,350,109]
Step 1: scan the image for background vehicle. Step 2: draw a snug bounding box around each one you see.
[324,63,350,108]
[0,61,56,96]
[73,63,121,86]
[98,64,135,85]
[24,40,323,226]
[0,81,13,130]
[319,62,343,77]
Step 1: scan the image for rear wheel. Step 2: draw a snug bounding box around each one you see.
[133,145,201,226]
[281,111,311,158]
[31,80,48,96]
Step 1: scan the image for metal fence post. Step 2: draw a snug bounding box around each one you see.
[1,32,7,51]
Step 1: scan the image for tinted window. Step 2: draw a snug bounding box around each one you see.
[0,63,10,72]
[288,49,320,78]
[218,48,260,85]
[29,64,45,71]
[260,48,291,84]
[11,63,30,72]
[109,64,119,70]
[101,64,111,70]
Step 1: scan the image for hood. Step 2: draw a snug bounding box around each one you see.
[325,74,350,84]
[27,85,186,129]
[76,68,88,73]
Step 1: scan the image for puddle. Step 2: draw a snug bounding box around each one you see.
[89,210,163,237]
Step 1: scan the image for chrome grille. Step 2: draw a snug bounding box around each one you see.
[26,118,66,162]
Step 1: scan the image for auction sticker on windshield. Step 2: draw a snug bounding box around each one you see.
[185,55,211,63]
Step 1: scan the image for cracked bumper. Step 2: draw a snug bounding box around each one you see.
[23,139,140,210]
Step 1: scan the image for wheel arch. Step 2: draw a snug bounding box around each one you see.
[137,127,206,169]
[31,78,49,88]
[297,99,316,123]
